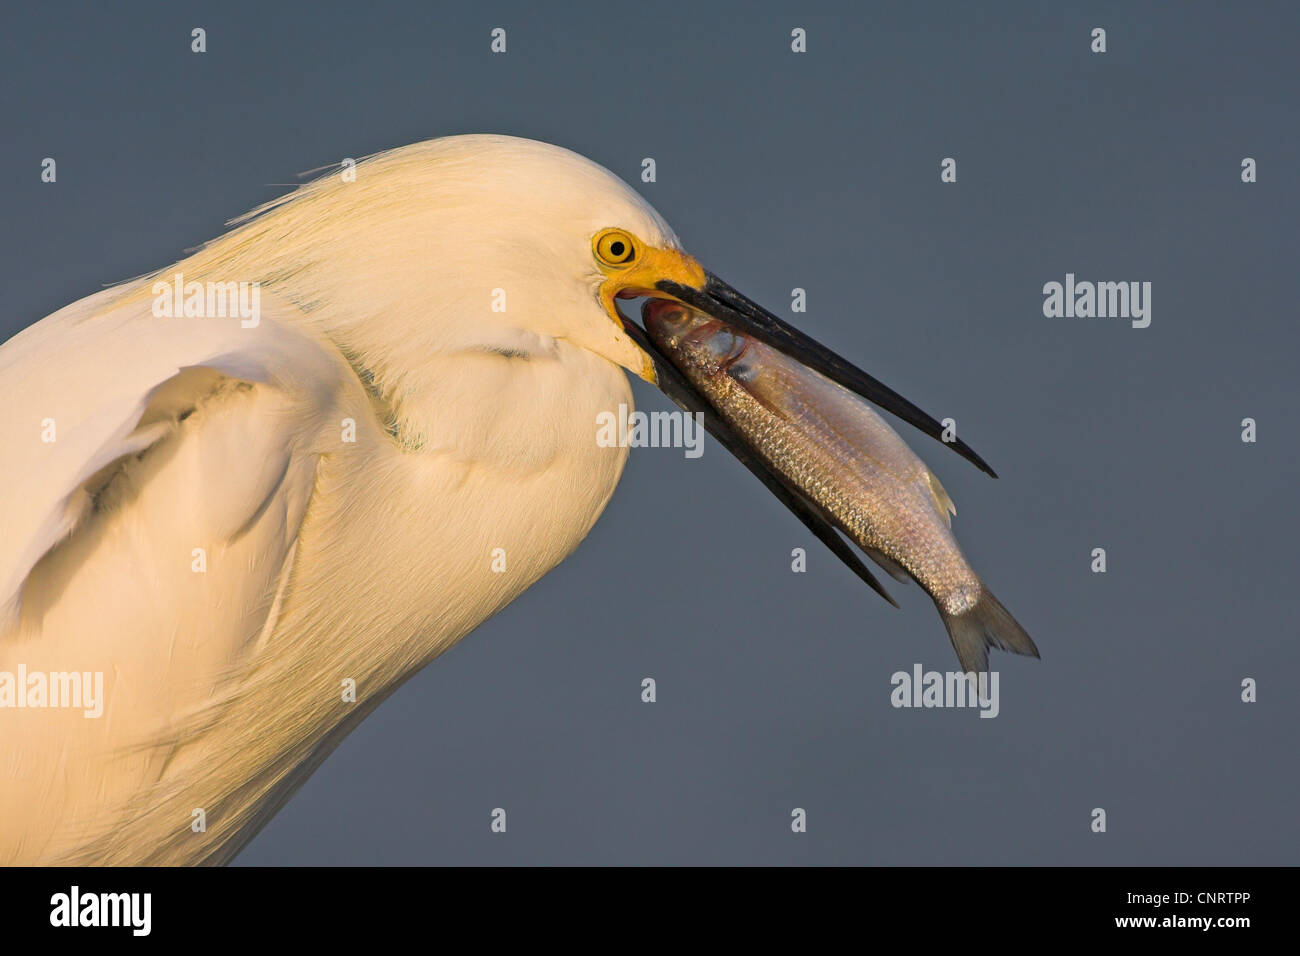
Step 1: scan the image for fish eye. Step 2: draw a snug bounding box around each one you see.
[593,229,637,267]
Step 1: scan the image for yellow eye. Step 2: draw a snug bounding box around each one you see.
[593,229,637,267]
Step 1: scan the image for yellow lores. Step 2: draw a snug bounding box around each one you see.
[593,227,706,383]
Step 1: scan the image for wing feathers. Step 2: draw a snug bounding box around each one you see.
[0,281,347,631]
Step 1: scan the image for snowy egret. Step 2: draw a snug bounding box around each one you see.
[0,135,1016,864]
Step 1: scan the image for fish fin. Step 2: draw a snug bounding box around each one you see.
[864,547,911,583]
[926,470,956,527]
[937,588,1039,674]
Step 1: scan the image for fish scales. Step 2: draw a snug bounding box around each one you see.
[642,299,1038,673]
[663,320,979,614]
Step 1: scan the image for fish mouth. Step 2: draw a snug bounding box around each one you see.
[619,274,998,606]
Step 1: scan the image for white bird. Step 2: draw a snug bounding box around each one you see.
[0,135,1001,864]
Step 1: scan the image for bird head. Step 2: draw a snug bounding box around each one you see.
[184,134,993,479]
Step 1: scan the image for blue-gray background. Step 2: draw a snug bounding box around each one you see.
[2,1,1296,864]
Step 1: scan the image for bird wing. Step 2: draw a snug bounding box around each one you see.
[0,279,358,862]
[0,281,347,628]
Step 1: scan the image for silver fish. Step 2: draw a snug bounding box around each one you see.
[641,299,1038,674]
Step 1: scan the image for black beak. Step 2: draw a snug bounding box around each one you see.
[655,272,998,479]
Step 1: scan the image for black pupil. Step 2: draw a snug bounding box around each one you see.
[609,241,625,258]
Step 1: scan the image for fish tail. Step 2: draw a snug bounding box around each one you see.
[937,588,1039,674]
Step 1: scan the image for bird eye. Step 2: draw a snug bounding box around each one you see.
[594,229,637,267]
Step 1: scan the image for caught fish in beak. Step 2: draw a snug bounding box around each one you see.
[632,298,1038,675]
[655,273,999,478]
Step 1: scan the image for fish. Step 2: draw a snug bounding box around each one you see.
[639,298,1039,674]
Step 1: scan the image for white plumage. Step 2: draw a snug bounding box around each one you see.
[1,135,680,863]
